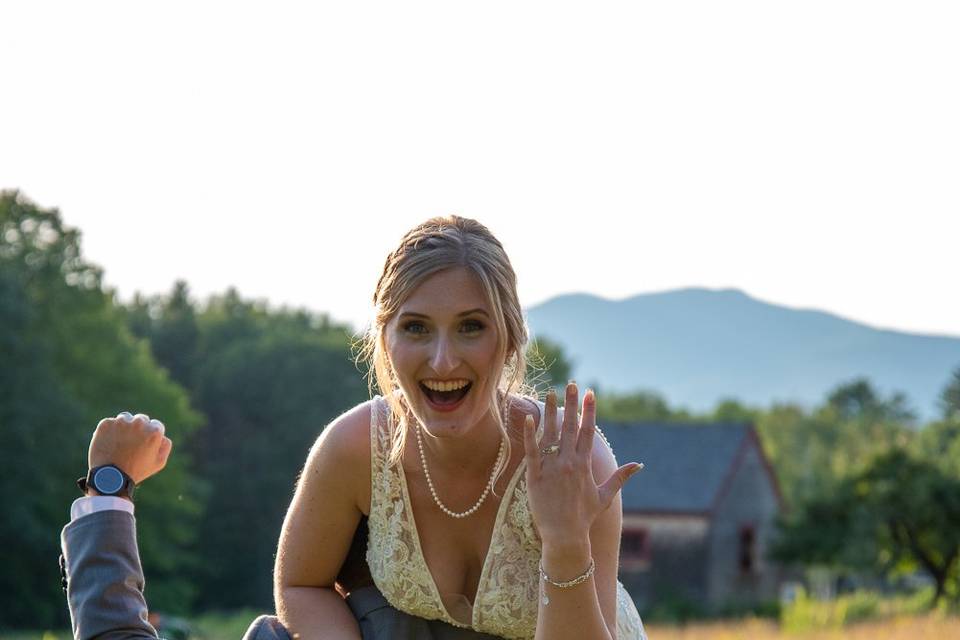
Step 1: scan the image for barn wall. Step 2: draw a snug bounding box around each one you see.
[619,513,709,612]
[705,442,782,610]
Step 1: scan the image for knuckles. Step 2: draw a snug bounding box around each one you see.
[94,413,166,436]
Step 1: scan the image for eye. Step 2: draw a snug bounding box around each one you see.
[402,321,428,335]
[461,319,485,334]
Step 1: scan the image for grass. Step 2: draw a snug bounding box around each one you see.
[644,613,960,639]
[5,606,958,640]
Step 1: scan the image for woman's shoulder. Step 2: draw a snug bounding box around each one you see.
[305,398,376,514]
[504,392,542,438]
[311,399,376,459]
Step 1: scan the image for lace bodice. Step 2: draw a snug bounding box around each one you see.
[365,395,646,640]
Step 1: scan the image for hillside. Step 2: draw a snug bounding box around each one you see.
[526,288,960,420]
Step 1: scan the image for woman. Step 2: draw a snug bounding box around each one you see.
[274,216,646,640]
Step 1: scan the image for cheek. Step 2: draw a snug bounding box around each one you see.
[471,334,504,377]
[384,334,412,380]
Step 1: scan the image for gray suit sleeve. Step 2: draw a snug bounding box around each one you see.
[61,510,160,640]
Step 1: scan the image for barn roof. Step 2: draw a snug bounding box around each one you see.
[599,421,769,514]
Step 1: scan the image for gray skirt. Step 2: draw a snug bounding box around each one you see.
[245,517,504,640]
[243,588,503,640]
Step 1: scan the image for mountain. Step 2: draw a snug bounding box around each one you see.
[525,288,960,420]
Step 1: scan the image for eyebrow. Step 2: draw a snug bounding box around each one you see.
[399,308,490,319]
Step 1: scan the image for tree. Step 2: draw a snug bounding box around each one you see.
[812,379,914,482]
[595,389,688,423]
[0,269,87,627]
[774,449,960,605]
[940,367,960,422]
[526,335,573,391]
[712,397,759,423]
[127,284,368,609]
[826,377,915,424]
[190,329,367,608]
[0,190,203,623]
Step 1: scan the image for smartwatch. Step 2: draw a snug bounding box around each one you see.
[77,465,136,500]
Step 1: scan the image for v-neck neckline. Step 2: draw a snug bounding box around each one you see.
[396,399,544,629]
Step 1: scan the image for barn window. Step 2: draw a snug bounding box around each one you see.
[739,524,756,574]
[620,528,650,566]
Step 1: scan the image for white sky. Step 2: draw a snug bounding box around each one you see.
[3,1,958,336]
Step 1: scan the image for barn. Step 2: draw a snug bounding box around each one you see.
[603,422,785,613]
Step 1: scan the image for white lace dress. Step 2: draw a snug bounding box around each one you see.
[365,396,647,640]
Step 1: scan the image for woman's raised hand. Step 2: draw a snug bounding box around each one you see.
[88,412,173,485]
[522,383,643,545]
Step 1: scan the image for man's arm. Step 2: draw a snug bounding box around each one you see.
[60,412,172,640]
[61,510,158,640]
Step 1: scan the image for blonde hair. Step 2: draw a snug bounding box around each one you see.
[357,216,531,485]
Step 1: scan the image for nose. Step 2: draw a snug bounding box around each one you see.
[429,334,460,376]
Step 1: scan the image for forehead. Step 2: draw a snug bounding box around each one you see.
[398,267,490,316]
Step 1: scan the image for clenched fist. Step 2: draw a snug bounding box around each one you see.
[89,412,173,486]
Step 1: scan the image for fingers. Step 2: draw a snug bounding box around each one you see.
[157,436,173,468]
[542,388,559,445]
[597,462,644,508]
[558,382,579,454]
[93,411,167,455]
[148,418,166,438]
[522,413,541,468]
[576,389,597,457]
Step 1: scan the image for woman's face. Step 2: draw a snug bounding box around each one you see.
[385,266,502,438]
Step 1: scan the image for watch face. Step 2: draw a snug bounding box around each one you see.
[94,466,125,494]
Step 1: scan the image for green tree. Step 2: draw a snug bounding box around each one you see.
[595,389,689,423]
[826,377,915,424]
[711,397,759,423]
[128,284,367,610]
[940,366,960,422]
[0,191,202,623]
[0,269,87,627]
[526,335,573,391]
[773,449,960,605]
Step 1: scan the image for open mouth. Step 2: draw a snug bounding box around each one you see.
[419,380,473,411]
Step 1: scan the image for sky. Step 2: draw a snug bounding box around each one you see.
[3,1,958,337]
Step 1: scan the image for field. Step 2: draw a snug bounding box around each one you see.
[644,614,959,640]
[5,613,959,640]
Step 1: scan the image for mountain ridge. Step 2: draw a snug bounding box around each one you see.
[525,287,960,420]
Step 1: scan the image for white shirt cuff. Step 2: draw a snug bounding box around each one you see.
[70,495,135,522]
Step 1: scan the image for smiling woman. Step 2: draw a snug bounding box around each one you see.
[363,218,530,479]
[274,216,646,640]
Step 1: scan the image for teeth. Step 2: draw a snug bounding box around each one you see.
[422,379,470,392]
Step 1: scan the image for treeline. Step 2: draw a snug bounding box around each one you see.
[3,190,373,625]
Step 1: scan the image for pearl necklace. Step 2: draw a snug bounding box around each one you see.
[414,422,505,519]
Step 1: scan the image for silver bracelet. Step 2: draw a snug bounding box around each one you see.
[539,557,596,605]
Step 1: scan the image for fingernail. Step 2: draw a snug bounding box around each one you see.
[150,419,164,430]
[631,462,645,474]
[585,389,595,404]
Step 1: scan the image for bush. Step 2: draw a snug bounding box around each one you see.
[780,586,950,632]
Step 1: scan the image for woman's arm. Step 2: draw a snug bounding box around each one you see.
[274,403,373,640]
[524,386,642,640]
[536,438,624,639]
